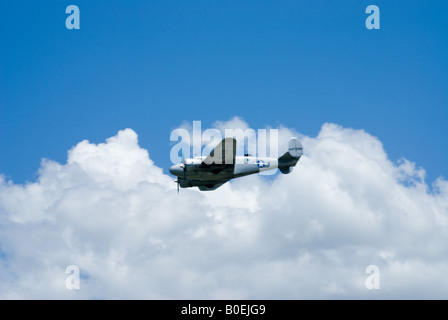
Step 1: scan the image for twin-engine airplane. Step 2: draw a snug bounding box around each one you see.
[169,137,303,192]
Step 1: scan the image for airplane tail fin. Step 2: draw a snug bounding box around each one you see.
[278,137,303,174]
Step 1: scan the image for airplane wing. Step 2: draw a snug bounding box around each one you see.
[203,137,236,166]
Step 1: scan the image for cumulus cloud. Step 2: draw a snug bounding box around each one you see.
[0,120,447,299]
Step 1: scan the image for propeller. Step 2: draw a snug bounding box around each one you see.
[176,151,187,194]
[181,152,187,179]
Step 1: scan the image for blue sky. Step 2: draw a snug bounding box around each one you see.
[1,0,447,184]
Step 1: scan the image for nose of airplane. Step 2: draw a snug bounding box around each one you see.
[169,164,183,177]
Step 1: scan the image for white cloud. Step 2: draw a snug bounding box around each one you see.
[0,121,447,299]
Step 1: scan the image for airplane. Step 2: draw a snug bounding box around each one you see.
[169,136,303,192]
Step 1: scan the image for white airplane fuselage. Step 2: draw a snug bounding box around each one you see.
[170,155,278,181]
